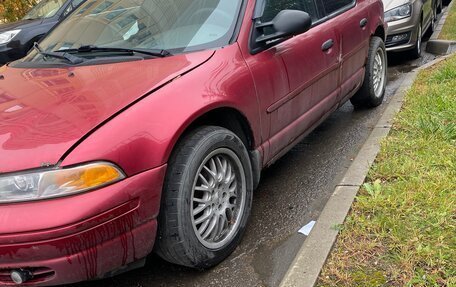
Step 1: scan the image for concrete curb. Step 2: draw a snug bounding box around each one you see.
[279,70,414,287]
[427,0,456,55]
[430,0,454,40]
[426,39,456,55]
[279,46,456,287]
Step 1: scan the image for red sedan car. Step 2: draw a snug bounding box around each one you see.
[0,0,386,285]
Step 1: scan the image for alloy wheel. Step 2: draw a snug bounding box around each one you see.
[372,47,386,98]
[191,148,246,249]
[417,24,422,55]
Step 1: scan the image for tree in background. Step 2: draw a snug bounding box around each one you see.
[0,0,38,23]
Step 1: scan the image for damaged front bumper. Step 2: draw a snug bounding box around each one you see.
[0,165,166,286]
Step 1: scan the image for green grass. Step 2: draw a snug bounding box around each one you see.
[440,2,456,40]
[318,55,456,286]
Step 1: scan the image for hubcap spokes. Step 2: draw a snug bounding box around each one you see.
[373,48,385,98]
[417,25,422,53]
[191,148,246,249]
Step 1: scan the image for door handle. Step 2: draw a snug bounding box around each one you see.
[360,18,368,28]
[321,39,334,52]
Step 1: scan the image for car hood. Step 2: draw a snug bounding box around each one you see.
[0,51,214,173]
[382,0,410,12]
[0,19,43,32]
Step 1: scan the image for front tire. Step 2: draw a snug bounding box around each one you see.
[429,5,437,34]
[156,126,253,268]
[411,22,423,59]
[350,36,387,108]
[437,0,442,15]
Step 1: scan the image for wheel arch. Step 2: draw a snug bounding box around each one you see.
[373,25,385,41]
[165,105,262,189]
[167,105,256,154]
[188,107,254,148]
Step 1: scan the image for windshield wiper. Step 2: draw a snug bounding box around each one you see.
[33,43,84,65]
[56,45,172,58]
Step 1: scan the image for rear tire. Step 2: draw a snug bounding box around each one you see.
[155,126,253,268]
[350,36,387,108]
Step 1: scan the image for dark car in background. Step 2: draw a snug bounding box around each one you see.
[0,0,85,65]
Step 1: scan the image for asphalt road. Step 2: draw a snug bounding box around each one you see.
[68,37,439,287]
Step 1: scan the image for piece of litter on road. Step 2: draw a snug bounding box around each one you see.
[298,220,316,236]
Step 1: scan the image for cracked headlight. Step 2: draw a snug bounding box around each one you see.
[0,162,125,203]
[385,4,412,22]
[0,30,21,45]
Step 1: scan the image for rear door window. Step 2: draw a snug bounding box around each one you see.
[321,0,355,15]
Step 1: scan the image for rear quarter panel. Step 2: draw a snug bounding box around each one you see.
[368,0,387,40]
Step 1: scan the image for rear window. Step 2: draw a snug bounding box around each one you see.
[321,0,355,15]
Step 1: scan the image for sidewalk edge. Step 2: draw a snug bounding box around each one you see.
[427,0,456,55]
[430,0,455,41]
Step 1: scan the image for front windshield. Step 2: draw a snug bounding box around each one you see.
[23,0,66,20]
[22,0,242,63]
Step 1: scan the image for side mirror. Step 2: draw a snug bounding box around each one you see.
[255,10,312,44]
